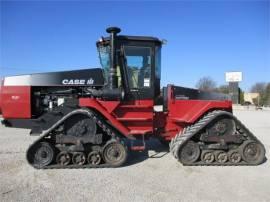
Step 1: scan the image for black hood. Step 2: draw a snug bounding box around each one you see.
[3,68,104,87]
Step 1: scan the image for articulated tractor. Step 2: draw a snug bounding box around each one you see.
[0,27,265,168]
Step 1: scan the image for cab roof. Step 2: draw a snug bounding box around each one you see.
[97,35,162,46]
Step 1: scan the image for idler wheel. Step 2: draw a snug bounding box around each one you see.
[88,151,102,165]
[241,140,265,165]
[177,141,200,164]
[102,140,127,167]
[215,151,228,163]
[72,152,86,165]
[56,152,71,166]
[201,150,215,163]
[31,142,54,168]
[228,150,241,163]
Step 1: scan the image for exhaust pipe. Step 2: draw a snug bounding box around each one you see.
[106,27,121,89]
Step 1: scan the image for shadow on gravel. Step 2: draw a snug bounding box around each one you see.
[262,157,268,164]
[124,138,170,167]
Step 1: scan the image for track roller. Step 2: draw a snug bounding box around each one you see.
[215,151,228,163]
[201,150,215,163]
[56,152,71,166]
[228,150,241,163]
[72,152,86,165]
[88,151,102,165]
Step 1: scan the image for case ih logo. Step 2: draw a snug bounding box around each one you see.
[62,78,94,85]
[11,95,20,100]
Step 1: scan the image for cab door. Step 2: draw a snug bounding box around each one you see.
[122,45,154,100]
[114,43,155,135]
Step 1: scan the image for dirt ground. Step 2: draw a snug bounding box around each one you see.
[0,109,269,202]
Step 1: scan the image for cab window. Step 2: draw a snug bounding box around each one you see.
[124,46,151,89]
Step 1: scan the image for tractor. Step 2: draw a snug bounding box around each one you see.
[0,27,265,168]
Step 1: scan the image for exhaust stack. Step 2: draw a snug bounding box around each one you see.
[106,27,121,89]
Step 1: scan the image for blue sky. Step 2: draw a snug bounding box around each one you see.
[0,1,269,91]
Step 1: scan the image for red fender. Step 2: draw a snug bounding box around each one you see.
[79,98,130,137]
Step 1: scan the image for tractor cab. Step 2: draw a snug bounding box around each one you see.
[96,27,162,101]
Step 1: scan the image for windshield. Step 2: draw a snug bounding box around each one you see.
[97,44,110,84]
[97,44,153,89]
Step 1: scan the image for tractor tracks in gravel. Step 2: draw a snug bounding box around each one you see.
[0,151,24,155]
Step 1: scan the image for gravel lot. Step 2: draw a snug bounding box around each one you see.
[0,109,269,202]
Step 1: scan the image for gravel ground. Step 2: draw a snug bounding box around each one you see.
[0,110,269,202]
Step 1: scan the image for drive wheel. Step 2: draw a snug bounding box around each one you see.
[56,152,71,166]
[65,115,96,137]
[215,151,228,163]
[241,140,265,165]
[201,150,215,163]
[32,142,54,168]
[208,118,235,136]
[177,141,200,164]
[88,151,102,165]
[72,152,86,165]
[228,150,241,163]
[102,141,127,167]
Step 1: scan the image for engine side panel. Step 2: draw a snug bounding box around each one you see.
[1,86,31,118]
[0,68,104,120]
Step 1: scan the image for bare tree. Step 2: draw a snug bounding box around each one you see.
[250,82,267,94]
[196,76,217,91]
[216,85,229,94]
[250,82,270,106]
[264,83,270,106]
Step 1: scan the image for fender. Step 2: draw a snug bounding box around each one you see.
[168,100,232,124]
[79,98,131,138]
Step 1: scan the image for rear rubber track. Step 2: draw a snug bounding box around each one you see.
[169,110,265,166]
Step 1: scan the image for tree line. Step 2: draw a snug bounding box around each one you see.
[195,77,270,106]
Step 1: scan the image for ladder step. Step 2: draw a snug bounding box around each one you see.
[130,146,146,151]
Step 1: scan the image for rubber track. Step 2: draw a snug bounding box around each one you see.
[169,110,265,166]
[26,108,119,169]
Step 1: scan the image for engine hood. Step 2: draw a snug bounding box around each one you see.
[2,68,104,87]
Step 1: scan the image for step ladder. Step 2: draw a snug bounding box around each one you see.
[130,135,146,151]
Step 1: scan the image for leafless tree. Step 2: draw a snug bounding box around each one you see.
[250,82,270,106]
[250,82,267,94]
[216,85,229,94]
[196,76,217,91]
[264,83,270,106]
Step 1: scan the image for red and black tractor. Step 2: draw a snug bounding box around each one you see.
[0,27,265,168]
